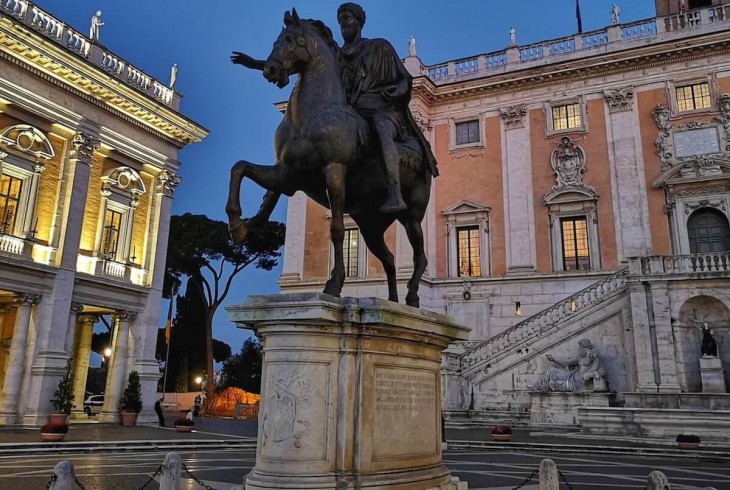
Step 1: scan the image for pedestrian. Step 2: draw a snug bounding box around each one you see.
[154,398,165,427]
[194,394,202,417]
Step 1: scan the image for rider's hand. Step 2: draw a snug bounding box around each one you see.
[383,83,406,100]
[231,51,258,68]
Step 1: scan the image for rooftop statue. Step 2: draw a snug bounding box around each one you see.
[89,10,104,42]
[533,339,607,392]
[226,5,439,307]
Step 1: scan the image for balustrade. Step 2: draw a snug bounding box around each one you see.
[634,252,730,276]
[621,20,657,40]
[101,52,125,76]
[453,58,478,76]
[0,234,24,255]
[548,37,575,56]
[103,259,126,278]
[581,30,609,49]
[519,44,544,62]
[2,0,27,20]
[427,64,449,80]
[483,50,507,69]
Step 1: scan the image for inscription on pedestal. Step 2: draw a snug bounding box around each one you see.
[675,128,720,157]
[373,367,438,460]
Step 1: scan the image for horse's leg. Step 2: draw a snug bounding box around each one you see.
[356,216,398,303]
[399,214,428,308]
[225,160,289,243]
[323,163,347,297]
[249,190,281,228]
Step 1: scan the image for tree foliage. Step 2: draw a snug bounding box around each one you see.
[219,337,263,394]
[159,213,284,400]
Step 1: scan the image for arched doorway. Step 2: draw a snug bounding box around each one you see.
[687,208,730,253]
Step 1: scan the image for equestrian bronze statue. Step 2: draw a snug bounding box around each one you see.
[225,5,438,307]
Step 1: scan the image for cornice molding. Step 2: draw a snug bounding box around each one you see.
[0,16,207,148]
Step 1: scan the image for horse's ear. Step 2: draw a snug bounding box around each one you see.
[284,10,293,26]
[291,7,300,23]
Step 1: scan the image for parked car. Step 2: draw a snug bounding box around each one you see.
[83,394,104,416]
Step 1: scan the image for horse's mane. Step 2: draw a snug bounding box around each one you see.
[300,18,340,55]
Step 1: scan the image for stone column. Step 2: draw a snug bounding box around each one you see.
[628,283,659,392]
[99,311,134,423]
[648,282,681,392]
[71,313,97,418]
[0,294,41,425]
[133,170,178,424]
[279,191,307,284]
[22,130,101,426]
[603,87,652,262]
[500,105,536,274]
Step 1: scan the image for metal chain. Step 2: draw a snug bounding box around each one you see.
[44,472,56,490]
[137,464,163,490]
[558,469,575,490]
[73,476,87,490]
[510,468,538,490]
[181,462,218,490]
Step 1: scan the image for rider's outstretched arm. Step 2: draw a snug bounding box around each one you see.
[231,51,266,71]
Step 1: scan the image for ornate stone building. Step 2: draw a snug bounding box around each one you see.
[280,0,730,440]
[0,2,206,425]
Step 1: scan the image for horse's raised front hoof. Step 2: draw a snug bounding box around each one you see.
[228,217,248,244]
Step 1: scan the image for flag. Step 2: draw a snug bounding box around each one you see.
[164,295,173,344]
[576,0,583,34]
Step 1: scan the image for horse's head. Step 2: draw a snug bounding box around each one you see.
[264,8,335,88]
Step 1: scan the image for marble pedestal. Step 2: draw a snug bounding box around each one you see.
[227,293,470,490]
[700,356,727,394]
[530,391,615,426]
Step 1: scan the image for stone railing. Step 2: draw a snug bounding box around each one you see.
[0,0,175,107]
[0,233,25,255]
[631,252,730,276]
[420,7,726,83]
[102,258,126,278]
[461,268,629,372]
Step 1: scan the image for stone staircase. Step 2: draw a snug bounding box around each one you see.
[453,268,629,379]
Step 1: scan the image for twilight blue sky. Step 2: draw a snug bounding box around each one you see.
[42,0,656,353]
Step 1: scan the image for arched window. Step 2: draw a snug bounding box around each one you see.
[687,208,730,253]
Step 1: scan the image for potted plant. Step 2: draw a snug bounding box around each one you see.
[50,359,74,425]
[119,371,143,426]
[174,417,195,433]
[491,425,512,442]
[676,434,700,450]
[40,422,69,442]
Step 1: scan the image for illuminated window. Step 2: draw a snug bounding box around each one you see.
[101,208,123,258]
[561,217,590,271]
[343,228,359,277]
[0,174,22,235]
[457,226,481,277]
[455,120,480,146]
[676,83,711,112]
[552,103,582,131]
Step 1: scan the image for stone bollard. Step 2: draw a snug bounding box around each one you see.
[539,458,559,490]
[49,461,75,490]
[159,452,182,490]
[646,471,670,489]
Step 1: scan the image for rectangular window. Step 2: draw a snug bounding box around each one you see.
[455,120,480,146]
[676,82,711,112]
[102,208,123,258]
[0,174,23,234]
[551,103,582,131]
[343,228,359,277]
[561,217,590,271]
[457,226,481,277]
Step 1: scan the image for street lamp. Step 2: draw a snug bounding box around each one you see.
[194,375,203,386]
[103,347,112,357]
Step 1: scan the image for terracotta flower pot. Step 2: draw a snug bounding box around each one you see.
[491,434,511,442]
[175,425,193,433]
[49,414,68,425]
[677,442,699,450]
[121,412,138,426]
[41,433,66,442]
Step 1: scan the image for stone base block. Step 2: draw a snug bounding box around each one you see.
[530,391,614,426]
[700,356,727,394]
[227,293,470,490]
[97,411,120,424]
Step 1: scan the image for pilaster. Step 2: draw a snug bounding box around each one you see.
[628,283,659,392]
[649,282,682,392]
[70,313,96,418]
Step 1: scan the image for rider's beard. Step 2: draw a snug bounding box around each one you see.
[340,25,357,43]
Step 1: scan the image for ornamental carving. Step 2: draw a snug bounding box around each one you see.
[115,310,138,322]
[13,293,41,305]
[70,302,85,314]
[718,94,730,122]
[0,125,55,159]
[412,109,432,135]
[652,104,673,171]
[0,150,7,162]
[500,104,528,129]
[685,199,726,214]
[156,169,181,197]
[262,369,311,449]
[604,87,634,113]
[70,131,100,164]
[680,156,722,178]
[549,137,594,194]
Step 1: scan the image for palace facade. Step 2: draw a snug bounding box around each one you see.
[0,2,206,425]
[280,0,730,439]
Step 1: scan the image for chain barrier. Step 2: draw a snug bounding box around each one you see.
[137,464,163,490]
[73,475,87,490]
[558,469,575,490]
[510,468,538,490]
[44,472,56,489]
[181,462,219,490]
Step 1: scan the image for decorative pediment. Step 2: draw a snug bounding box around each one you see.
[0,125,54,159]
[653,157,730,189]
[442,199,490,217]
[102,166,146,206]
[544,186,598,205]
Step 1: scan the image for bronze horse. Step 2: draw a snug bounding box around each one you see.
[225,9,433,307]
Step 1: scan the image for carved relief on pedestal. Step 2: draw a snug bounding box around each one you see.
[262,369,311,449]
[500,104,527,130]
[548,137,595,194]
[603,87,634,113]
